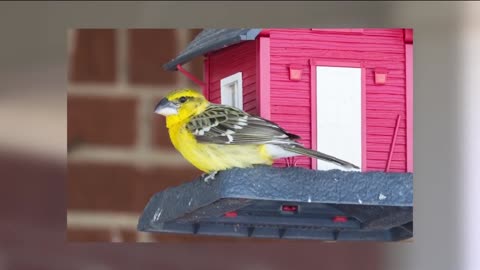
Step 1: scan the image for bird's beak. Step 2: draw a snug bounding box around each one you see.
[154,97,179,116]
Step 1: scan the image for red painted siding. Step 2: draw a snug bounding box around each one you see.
[268,28,408,172]
[206,41,258,115]
[405,29,414,173]
[257,37,271,119]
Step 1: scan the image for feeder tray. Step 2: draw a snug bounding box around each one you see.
[137,166,413,241]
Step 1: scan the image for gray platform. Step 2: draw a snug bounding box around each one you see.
[137,165,413,241]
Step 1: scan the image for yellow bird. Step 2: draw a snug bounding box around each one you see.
[154,88,359,182]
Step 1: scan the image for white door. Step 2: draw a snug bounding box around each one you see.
[316,66,362,171]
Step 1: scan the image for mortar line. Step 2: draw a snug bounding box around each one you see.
[115,28,129,92]
[175,28,189,86]
[68,146,191,168]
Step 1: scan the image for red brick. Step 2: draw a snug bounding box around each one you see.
[121,231,229,243]
[68,162,138,212]
[122,230,141,242]
[189,28,203,43]
[187,28,205,84]
[69,29,116,83]
[132,165,202,212]
[128,29,177,85]
[68,229,156,243]
[68,162,202,213]
[68,228,275,243]
[151,105,175,149]
[0,154,65,244]
[150,233,275,243]
[67,228,113,242]
[67,95,137,148]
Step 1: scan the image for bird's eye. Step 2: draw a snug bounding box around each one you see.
[179,96,187,103]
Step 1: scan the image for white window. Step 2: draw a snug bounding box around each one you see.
[316,66,362,171]
[220,72,243,109]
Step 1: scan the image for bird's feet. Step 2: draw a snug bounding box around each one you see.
[201,171,218,183]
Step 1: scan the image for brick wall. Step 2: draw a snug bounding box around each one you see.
[67,28,257,242]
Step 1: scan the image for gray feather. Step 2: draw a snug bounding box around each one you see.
[280,145,360,169]
[186,104,359,169]
[186,104,299,145]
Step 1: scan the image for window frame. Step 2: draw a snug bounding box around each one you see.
[220,72,243,110]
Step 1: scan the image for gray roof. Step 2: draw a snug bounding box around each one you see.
[163,28,262,71]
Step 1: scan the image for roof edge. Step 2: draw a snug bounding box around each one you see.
[163,28,262,71]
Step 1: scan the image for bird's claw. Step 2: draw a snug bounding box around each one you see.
[202,171,218,183]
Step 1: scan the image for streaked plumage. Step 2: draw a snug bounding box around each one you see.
[154,88,359,176]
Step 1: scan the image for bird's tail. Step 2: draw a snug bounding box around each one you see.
[280,144,360,170]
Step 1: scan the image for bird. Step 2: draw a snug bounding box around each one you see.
[154,88,360,182]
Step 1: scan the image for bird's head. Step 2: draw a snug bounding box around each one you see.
[154,88,209,124]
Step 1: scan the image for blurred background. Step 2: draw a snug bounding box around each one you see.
[66,28,210,243]
[1,1,478,270]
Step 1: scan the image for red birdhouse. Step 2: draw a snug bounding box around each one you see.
[164,28,414,174]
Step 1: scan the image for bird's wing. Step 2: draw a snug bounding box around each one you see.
[186,104,301,145]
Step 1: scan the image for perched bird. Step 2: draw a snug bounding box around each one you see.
[154,88,359,181]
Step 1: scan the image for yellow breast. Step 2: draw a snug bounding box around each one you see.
[168,123,273,173]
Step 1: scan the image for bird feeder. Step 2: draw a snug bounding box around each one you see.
[142,28,415,241]
[138,166,413,241]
